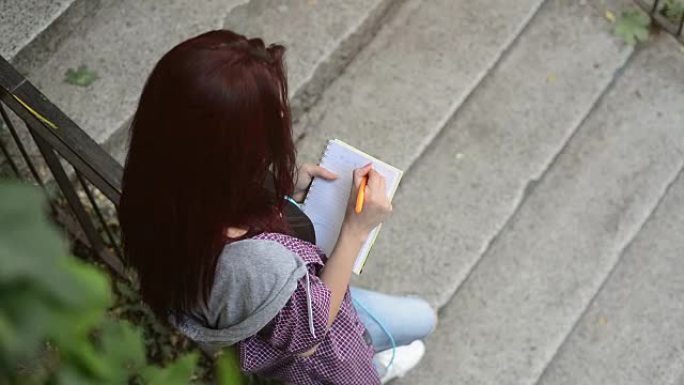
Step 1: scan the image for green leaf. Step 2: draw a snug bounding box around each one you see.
[96,319,146,383]
[141,352,198,385]
[56,257,112,315]
[101,320,146,368]
[56,364,100,385]
[216,348,245,385]
[0,181,207,384]
[662,0,684,22]
[0,287,56,365]
[64,65,99,87]
[614,9,651,45]
[0,183,67,284]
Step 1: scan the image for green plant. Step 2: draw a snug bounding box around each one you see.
[0,181,244,384]
[613,9,651,45]
[661,0,684,23]
[64,65,99,87]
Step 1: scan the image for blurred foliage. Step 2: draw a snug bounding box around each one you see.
[0,181,244,384]
[613,9,651,45]
[660,0,684,23]
[610,1,684,46]
[64,65,99,87]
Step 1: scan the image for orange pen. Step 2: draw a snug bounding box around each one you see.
[355,175,368,213]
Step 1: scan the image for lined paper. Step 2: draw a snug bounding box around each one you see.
[301,139,403,274]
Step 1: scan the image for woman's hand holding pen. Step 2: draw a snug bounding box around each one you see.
[341,163,393,242]
[320,163,393,333]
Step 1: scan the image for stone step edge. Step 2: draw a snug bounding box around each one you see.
[432,49,634,313]
[103,0,407,164]
[293,0,548,189]
[529,164,684,383]
[289,0,408,128]
[9,0,104,76]
[404,9,636,313]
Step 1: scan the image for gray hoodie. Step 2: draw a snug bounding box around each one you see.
[169,238,317,356]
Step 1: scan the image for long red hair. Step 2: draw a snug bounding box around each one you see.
[118,30,296,318]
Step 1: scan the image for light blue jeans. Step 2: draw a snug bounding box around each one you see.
[350,286,438,353]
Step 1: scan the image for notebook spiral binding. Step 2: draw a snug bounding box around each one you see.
[302,139,333,208]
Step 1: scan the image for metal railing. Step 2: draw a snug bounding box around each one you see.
[636,0,684,41]
[0,54,312,282]
[1,2,680,282]
[0,55,126,278]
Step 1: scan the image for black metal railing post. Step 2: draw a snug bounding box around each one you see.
[636,0,684,41]
[0,57,122,204]
[651,0,661,13]
[0,54,127,278]
[0,103,47,187]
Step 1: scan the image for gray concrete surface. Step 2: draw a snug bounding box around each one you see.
[0,0,74,60]
[12,0,396,166]
[353,0,634,307]
[294,0,545,169]
[4,0,684,383]
[23,0,243,147]
[104,0,398,164]
[224,0,399,120]
[394,34,684,385]
[6,0,104,78]
[536,168,684,385]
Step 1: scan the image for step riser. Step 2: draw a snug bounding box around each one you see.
[537,166,684,385]
[9,0,104,76]
[2,0,74,61]
[355,0,635,307]
[1,0,99,175]
[294,0,547,171]
[288,0,405,128]
[2,0,246,173]
[105,0,403,165]
[222,0,405,126]
[396,33,684,385]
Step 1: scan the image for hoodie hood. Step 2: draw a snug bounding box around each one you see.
[169,238,309,356]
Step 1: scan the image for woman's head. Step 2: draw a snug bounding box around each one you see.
[119,30,296,317]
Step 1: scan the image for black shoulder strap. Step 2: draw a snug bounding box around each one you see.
[264,170,316,245]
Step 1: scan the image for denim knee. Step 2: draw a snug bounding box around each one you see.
[406,296,438,339]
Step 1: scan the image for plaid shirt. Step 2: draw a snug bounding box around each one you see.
[237,232,381,385]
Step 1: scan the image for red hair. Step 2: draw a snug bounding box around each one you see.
[119,30,296,318]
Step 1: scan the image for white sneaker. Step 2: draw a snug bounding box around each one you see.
[373,340,426,384]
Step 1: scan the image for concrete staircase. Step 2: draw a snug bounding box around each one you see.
[4,0,684,383]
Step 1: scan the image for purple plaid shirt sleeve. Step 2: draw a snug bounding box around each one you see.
[258,268,332,354]
[237,232,381,385]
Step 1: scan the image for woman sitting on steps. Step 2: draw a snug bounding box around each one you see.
[118,29,437,385]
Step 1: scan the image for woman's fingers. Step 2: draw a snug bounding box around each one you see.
[344,164,393,233]
[367,168,386,192]
[308,164,338,180]
[353,163,373,188]
[367,168,391,211]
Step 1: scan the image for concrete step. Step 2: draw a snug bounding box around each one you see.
[19,0,243,164]
[396,33,684,385]
[15,0,396,165]
[294,0,546,168]
[6,1,105,79]
[223,0,400,121]
[1,0,80,62]
[535,169,684,385]
[1,0,240,174]
[105,0,398,163]
[353,0,634,306]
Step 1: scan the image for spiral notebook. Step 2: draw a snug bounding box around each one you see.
[300,139,403,274]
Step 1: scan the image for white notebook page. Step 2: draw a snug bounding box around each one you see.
[301,139,402,274]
